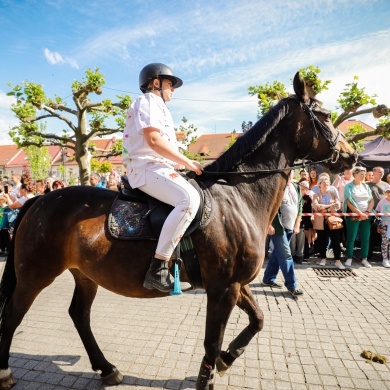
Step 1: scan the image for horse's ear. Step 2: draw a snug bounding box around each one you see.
[293,72,310,105]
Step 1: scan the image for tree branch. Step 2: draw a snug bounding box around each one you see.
[40,105,78,132]
[21,131,76,145]
[93,150,121,158]
[86,127,121,141]
[334,107,376,128]
[346,130,378,143]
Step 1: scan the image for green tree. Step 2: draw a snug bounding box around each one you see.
[248,66,390,143]
[224,132,238,151]
[24,142,52,180]
[175,117,206,162]
[91,159,112,174]
[7,68,132,185]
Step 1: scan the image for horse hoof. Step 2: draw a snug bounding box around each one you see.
[100,367,123,385]
[0,373,16,390]
[215,355,229,377]
[196,357,215,390]
[216,351,235,377]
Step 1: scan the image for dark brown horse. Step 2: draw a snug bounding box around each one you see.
[0,73,357,389]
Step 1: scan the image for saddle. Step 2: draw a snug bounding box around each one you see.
[107,176,212,290]
[108,175,211,240]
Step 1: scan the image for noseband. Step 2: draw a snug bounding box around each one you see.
[300,100,341,164]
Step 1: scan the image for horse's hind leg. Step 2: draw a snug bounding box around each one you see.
[0,278,55,389]
[68,269,123,385]
[216,284,264,376]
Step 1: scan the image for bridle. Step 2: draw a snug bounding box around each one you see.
[200,97,343,178]
[299,100,341,165]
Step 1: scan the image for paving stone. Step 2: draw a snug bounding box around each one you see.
[1,258,390,389]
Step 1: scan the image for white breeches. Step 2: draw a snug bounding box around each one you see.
[138,168,200,259]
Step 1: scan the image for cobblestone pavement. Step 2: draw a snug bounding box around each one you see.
[0,256,389,390]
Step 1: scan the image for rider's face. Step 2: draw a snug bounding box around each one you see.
[160,79,174,102]
[151,78,175,102]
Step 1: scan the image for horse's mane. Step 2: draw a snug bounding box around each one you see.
[204,97,291,173]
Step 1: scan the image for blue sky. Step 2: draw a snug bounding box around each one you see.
[1,0,390,142]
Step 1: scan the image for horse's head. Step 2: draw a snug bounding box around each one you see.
[292,72,358,173]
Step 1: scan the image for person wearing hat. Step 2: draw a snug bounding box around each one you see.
[375,184,390,267]
[122,63,203,293]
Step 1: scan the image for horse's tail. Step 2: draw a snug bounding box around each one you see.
[0,196,41,336]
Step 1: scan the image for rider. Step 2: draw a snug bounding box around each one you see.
[123,63,203,293]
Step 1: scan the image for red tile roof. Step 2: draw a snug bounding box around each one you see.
[188,133,241,161]
[337,119,375,134]
[0,144,22,167]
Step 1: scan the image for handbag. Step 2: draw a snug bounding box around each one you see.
[327,216,343,230]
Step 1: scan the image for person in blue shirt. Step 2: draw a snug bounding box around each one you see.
[262,171,304,296]
[89,172,105,188]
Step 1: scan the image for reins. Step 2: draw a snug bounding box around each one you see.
[199,157,334,178]
[200,99,342,179]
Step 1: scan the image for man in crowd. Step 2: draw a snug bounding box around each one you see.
[368,166,387,259]
[262,170,304,296]
[89,172,105,188]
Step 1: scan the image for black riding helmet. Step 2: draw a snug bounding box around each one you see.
[139,63,183,93]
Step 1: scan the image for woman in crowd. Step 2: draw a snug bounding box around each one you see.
[344,166,374,267]
[3,171,35,209]
[44,178,54,194]
[312,176,344,269]
[290,180,307,264]
[332,169,353,247]
[332,169,353,210]
[52,180,65,190]
[365,171,374,182]
[107,178,119,191]
[299,180,317,256]
[376,185,390,268]
[309,168,318,189]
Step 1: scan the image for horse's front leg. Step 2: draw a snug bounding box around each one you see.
[69,270,123,385]
[196,282,241,390]
[216,284,264,376]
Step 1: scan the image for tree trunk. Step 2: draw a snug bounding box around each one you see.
[75,141,91,185]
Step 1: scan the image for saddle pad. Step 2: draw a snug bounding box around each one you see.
[108,199,156,240]
[108,184,213,241]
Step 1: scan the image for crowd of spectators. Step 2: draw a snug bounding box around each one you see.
[1,165,389,274]
[0,168,123,256]
[289,165,390,269]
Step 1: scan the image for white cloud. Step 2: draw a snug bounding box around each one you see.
[0,92,17,142]
[171,27,390,133]
[43,48,79,69]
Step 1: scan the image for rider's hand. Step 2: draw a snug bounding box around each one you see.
[186,160,203,176]
[175,164,186,171]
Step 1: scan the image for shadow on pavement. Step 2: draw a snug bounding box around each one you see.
[8,352,198,389]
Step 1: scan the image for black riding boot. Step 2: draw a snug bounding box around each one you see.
[143,257,175,292]
[143,257,192,293]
